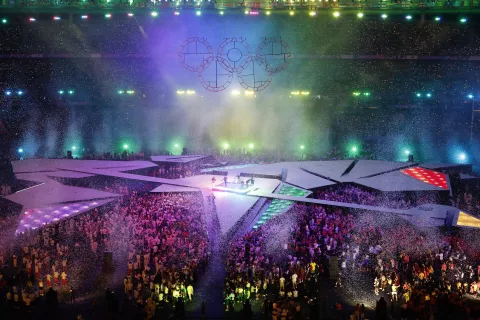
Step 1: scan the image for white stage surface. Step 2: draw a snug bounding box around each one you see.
[3,157,469,236]
[212,192,260,234]
[356,170,446,192]
[341,160,414,180]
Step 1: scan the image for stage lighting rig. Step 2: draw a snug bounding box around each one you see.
[353,91,370,97]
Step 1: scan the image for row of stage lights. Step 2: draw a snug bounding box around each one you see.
[353,91,371,96]
[17,144,130,155]
[13,144,350,155]
[3,89,137,96]
[416,92,433,98]
[3,88,266,98]
[6,89,480,100]
[291,91,310,96]
[14,143,470,163]
[176,90,196,95]
[0,12,469,23]
[207,143,470,165]
[4,90,24,96]
[58,90,75,95]
[176,89,258,96]
[354,92,433,98]
[3,90,72,96]
[117,89,136,95]
[178,89,309,97]
[222,142,256,150]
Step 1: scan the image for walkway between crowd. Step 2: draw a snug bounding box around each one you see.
[185,190,226,318]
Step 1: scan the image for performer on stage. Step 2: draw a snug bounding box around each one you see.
[211,176,216,188]
[224,176,228,187]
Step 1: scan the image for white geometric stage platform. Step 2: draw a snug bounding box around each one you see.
[2,158,479,237]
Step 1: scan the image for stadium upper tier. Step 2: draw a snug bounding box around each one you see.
[1,0,480,12]
[1,12,480,57]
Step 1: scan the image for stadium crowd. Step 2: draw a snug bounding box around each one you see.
[341,214,480,320]
[225,203,354,319]
[0,163,479,319]
[456,189,480,217]
[226,199,480,319]
[0,192,208,319]
[314,185,440,209]
[0,184,12,196]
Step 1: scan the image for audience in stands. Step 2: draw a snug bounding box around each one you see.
[344,214,480,320]
[225,203,353,318]
[456,189,480,217]
[0,184,12,196]
[1,163,479,319]
[0,192,208,318]
[226,199,480,319]
[315,185,440,209]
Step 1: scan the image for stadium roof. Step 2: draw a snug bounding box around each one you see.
[2,1,480,13]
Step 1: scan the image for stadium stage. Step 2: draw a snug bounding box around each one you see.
[3,157,479,237]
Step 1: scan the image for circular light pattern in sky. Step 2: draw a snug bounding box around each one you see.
[178,37,213,73]
[198,56,234,92]
[237,56,273,92]
[256,38,292,73]
[179,37,291,92]
[217,37,252,73]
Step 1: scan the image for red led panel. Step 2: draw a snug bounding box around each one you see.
[401,167,448,190]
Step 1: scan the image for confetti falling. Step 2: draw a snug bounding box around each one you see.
[0,15,478,160]
[0,9,480,319]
